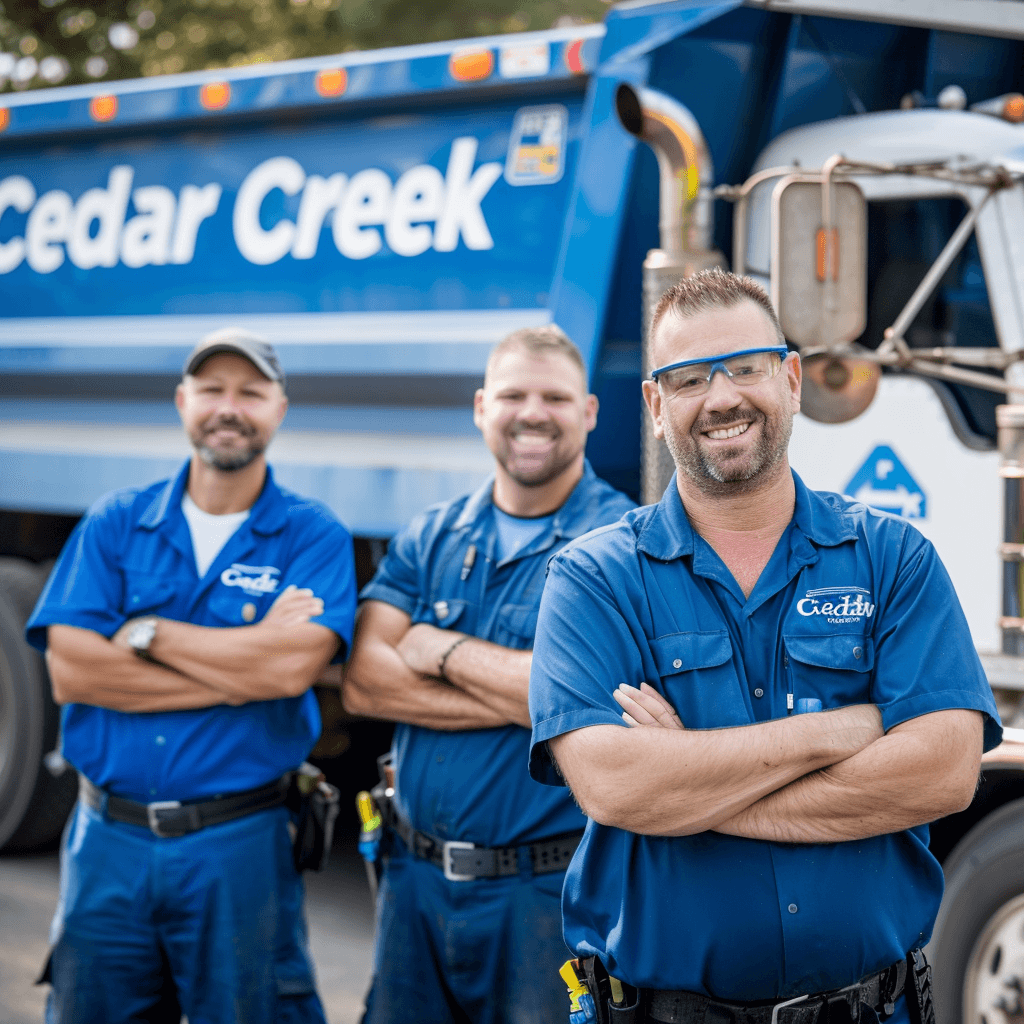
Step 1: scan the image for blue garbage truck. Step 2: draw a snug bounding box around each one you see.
[2,3,1024,1018]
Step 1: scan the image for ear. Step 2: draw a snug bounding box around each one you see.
[276,392,289,427]
[472,388,485,430]
[584,393,599,433]
[174,382,185,414]
[786,351,802,414]
[641,379,664,440]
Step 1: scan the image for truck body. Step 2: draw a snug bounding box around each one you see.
[2,3,1024,1021]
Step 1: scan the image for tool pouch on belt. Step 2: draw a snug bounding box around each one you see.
[581,955,642,1024]
[287,762,340,872]
[904,950,935,1024]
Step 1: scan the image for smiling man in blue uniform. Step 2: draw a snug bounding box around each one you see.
[26,328,356,1024]
[342,325,634,1024]
[528,271,1002,1024]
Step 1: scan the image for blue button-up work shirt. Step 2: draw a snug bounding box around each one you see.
[27,460,357,803]
[361,461,633,848]
[529,472,1001,998]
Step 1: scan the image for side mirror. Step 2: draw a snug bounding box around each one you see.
[770,177,868,349]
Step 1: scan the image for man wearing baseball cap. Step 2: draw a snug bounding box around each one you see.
[27,328,356,1024]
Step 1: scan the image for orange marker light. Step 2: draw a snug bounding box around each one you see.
[0,108,8,133]
[200,82,230,110]
[1004,94,1024,123]
[450,49,493,82]
[816,228,839,282]
[564,39,586,75]
[90,95,118,122]
[315,68,347,97]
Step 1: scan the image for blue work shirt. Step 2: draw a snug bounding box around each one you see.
[27,460,357,803]
[361,461,633,848]
[529,472,1001,998]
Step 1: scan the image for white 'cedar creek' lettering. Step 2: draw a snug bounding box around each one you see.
[0,136,501,274]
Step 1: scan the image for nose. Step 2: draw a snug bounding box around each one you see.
[518,391,551,422]
[701,369,743,411]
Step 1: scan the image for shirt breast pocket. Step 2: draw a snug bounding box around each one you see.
[492,603,538,650]
[123,574,176,616]
[650,630,745,728]
[420,598,468,631]
[207,589,274,626]
[783,633,875,708]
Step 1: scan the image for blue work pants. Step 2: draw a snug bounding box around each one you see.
[44,801,326,1024]
[363,837,572,1024]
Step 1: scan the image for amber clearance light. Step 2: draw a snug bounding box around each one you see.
[315,68,347,98]
[89,95,118,122]
[200,82,231,110]
[450,48,493,82]
[1004,94,1024,123]
[0,108,8,133]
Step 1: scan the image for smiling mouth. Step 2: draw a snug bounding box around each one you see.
[704,422,751,440]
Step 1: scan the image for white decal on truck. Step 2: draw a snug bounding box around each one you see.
[233,136,502,264]
[0,136,501,274]
[0,168,223,274]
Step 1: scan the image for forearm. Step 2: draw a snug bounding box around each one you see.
[47,626,228,712]
[343,645,509,729]
[440,637,531,728]
[714,709,984,842]
[148,618,336,701]
[550,705,883,836]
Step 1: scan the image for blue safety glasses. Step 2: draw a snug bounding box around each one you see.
[650,346,789,397]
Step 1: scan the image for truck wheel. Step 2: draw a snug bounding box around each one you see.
[930,798,1024,1024]
[0,558,76,850]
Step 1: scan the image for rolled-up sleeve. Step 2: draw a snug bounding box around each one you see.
[529,542,642,786]
[871,527,1002,751]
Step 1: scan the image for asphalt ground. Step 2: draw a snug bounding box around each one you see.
[0,837,377,1024]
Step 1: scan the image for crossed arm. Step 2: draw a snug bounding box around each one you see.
[47,585,339,713]
[339,599,531,730]
[549,683,983,842]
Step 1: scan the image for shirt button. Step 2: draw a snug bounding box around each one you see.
[672,659,682,669]
[155,735,166,745]
[853,646,863,659]
[788,903,799,914]
[242,602,257,622]
[754,688,764,698]
[436,755,444,764]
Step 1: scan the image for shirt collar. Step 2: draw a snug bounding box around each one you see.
[636,469,856,561]
[451,460,604,540]
[138,459,289,535]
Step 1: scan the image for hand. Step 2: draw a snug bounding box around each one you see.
[396,623,464,678]
[262,585,324,629]
[613,682,685,729]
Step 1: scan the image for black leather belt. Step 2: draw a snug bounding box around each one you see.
[647,957,908,1024]
[79,773,291,838]
[391,811,582,881]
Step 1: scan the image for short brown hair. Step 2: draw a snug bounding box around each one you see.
[486,324,587,382]
[651,268,785,346]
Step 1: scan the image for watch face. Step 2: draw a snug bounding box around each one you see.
[129,619,156,653]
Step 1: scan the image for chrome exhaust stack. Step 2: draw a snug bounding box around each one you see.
[615,84,725,504]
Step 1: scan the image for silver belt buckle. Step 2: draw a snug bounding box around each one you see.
[147,800,183,838]
[770,994,809,1024]
[442,840,476,881]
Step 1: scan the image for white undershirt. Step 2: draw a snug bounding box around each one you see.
[182,493,251,577]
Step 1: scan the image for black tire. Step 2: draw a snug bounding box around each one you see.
[929,797,1024,1024]
[0,558,77,850]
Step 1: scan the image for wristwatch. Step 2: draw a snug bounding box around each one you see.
[126,617,158,661]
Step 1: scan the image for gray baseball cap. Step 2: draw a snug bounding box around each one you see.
[183,327,285,385]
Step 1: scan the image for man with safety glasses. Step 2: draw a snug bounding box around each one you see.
[527,269,1001,1024]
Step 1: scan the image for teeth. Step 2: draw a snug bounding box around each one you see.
[706,423,750,440]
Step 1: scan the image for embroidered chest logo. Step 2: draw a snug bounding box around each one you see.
[796,587,875,624]
[220,563,281,595]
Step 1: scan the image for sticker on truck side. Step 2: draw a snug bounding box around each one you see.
[845,445,927,519]
[504,105,567,186]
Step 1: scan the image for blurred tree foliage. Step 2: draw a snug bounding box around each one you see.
[0,0,607,92]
